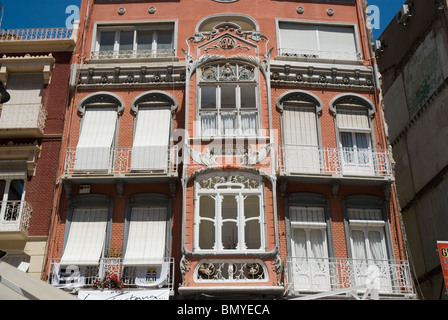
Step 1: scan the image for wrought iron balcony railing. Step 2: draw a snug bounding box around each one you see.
[63,145,178,176]
[48,257,174,292]
[0,28,73,41]
[0,201,32,236]
[278,48,363,62]
[278,145,393,178]
[285,257,414,297]
[195,260,268,282]
[90,49,176,60]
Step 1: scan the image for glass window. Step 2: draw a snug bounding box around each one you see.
[198,63,259,137]
[278,22,359,61]
[195,174,264,253]
[95,24,175,58]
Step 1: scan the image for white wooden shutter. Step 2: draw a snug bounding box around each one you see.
[123,207,167,265]
[60,208,108,265]
[279,22,318,51]
[318,25,356,53]
[337,109,370,130]
[4,73,43,105]
[74,107,117,172]
[131,107,171,171]
[283,106,320,173]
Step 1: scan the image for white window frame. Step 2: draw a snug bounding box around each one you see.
[197,63,260,138]
[92,21,176,58]
[276,19,361,62]
[0,178,27,222]
[193,174,266,254]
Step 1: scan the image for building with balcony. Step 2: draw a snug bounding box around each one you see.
[0,26,77,278]
[45,0,415,300]
[376,0,448,300]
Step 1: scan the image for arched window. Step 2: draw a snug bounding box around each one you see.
[198,62,259,137]
[331,94,376,176]
[131,91,178,172]
[74,92,124,173]
[277,91,323,174]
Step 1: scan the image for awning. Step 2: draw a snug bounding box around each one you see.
[60,208,108,265]
[0,261,78,300]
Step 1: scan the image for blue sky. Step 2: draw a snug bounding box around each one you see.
[0,0,406,39]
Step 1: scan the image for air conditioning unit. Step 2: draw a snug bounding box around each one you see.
[396,4,412,25]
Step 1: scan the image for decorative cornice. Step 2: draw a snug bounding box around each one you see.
[270,61,375,91]
[76,63,186,89]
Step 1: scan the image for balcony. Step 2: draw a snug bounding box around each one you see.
[278,48,362,64]
[0,201,32,240]
[0,27,77,53]
[89,49,177,63]
[0,28,73,41]
[285,257,415,299]
[278,145,393,184]
[48,257,175,299]
[63,146,178,181]
[0,103,47,138]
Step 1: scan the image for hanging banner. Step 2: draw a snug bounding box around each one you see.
[437,241,448,293]
[78,289,170,300]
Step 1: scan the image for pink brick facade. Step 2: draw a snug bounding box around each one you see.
[43,0,414,300]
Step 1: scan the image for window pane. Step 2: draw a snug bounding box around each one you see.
[245,220,261,249]
[241,112,257,135]
[244,196,260,218]
[119,31,134,51]
[137,30,153,50]
[99,31,115,51]
[201,113,217,136]
[240,85,256,109]
[199,220,215,250]
[156,30,173,50]
[292,229,307,257]
[221,113,237,136]
[201,87,216,109]
[200,196,215,219]
[8,180,24,201]
[340,132,354,163]
[199,196,216,250]
[222,196,238,250]
[221,86,236,109]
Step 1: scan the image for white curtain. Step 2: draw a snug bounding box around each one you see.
[131,107,171,171]
[241,112,257,135]
[368,231,385,261]
[310,229,324,259]
[352,230,367,260]
[75,108,117,172]
[221,112,237,136]
[200,112,217,136]
[292,229,307,257]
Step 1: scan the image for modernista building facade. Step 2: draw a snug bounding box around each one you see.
[32,0,415,300]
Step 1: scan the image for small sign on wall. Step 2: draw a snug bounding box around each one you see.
[437,241,448,294]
